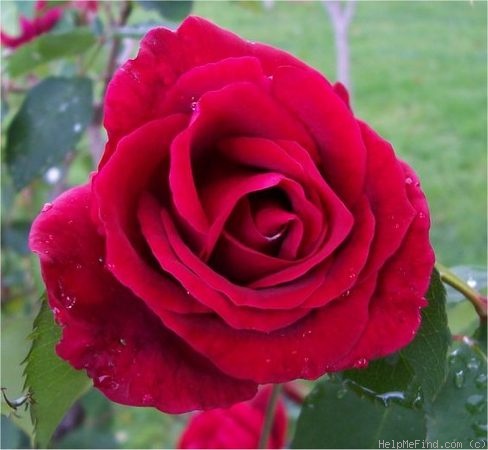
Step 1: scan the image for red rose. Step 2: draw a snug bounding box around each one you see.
[178,387,287,449]
[29,16,434,412]
[0,0,61,49]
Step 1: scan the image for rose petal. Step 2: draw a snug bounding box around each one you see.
[360,121,417,277]
[29,185,257,413]
[93,115,208,315]
[160,276,376,383]
[272,65,367,206]
[333,164,435,369]
[138,194,311,331]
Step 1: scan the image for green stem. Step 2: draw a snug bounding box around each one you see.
[258,384,282,449]
[436,263,487,321]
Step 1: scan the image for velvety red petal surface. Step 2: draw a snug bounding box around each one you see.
[29,185,257,412]
[160,276,376,383]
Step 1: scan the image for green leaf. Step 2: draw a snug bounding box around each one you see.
[291,379,426,449]
[426,325,487,447]
[6,76,93,190]
[344,269,450,405]
[7,28,97,77]
[292,270,450,448]
[24,299,92,448]
[136,0,193,21]
[1,315,36,440]
[401,269,451,401]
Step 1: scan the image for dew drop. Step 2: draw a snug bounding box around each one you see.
[44,167,61,184]
[98,257,104,263]
[465,394,485,414]
[377,391,406,407]
[454,370,465,388]
[73,123,82,133]
[418,212,426,219]
[405,177,413,185]
[41,202,53,212]
[342,290,351,297]
[472,422,488,437]
[75,263,82,270]
[353,358,368,369]
[120,338,127,346]
[475,373,487,389]
[467,276,477,289]
[467,357,481,372]
[52,307,61,317]
[142,393,154,405]
[65,296,76,309]
[336,387,347,399]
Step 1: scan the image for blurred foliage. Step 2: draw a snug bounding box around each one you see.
[1,0,486,448]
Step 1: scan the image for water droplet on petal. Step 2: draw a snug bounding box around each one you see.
[353,358,368,369]
[405,177,413,185]
[418,212,426,219]
[41,202,53,212]
[65,296,76,309]
[190,101,197,111]
[454,370,465,388]
[120,338,127,346]
[75,264,82,270]
[142,394,153,405]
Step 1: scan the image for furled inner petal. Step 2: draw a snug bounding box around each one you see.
[138,193,312,332]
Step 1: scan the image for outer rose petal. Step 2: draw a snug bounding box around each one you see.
[101,16,309,166]
[271,66,366,206]
[159,276,376,383]
[333,164,435,369]
[29,185,257,412]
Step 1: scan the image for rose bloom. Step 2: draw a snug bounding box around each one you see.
[178,387,287,449]
[0,0,61,49]
[30,17,434,412]
[0,0,98,49]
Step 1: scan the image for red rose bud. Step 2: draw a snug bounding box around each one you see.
[0,0,61,49]
[178,387,287,449]
[29,16,435,413]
